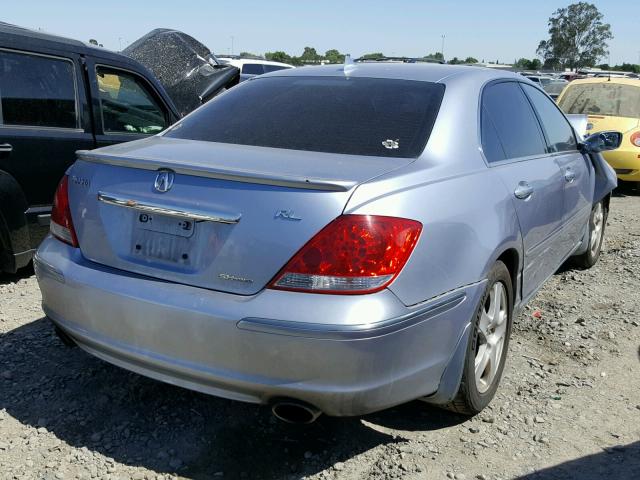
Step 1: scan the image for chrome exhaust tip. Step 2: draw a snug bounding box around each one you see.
[271,400,322,424]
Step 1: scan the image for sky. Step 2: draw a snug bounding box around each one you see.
[4,0,639,66]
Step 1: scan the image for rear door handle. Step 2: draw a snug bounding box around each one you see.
[0,143,12,153]
[564,168,576,183]
[514,181,534,200]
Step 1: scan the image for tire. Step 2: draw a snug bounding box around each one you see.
[572,200,607,269]
[442,261,513,415]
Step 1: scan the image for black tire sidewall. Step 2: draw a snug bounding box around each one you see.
[462,261,513,412]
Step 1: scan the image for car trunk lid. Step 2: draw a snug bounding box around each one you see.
[69,136,413,295]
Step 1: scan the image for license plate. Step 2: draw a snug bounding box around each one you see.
[132,213,195,263]
[136,212,195,238]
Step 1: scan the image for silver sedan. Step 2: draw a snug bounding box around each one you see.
[35,63,618,423]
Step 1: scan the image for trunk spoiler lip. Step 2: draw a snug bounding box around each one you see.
[76,150,356,192]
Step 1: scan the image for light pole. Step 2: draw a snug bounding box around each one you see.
[441,35,445,62]
[231,36,235,56]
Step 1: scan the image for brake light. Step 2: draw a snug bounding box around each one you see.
[50,175,79,247]
[269,215,422,294]
[630,132,640,148]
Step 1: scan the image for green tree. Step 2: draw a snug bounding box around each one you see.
[239,51,261,59]
[464,57,479,64]
[614,63,640,74]
[324,49,345,64]
[265,51,293,64]
[424,52,444,61]
[360,52,385,60]
[299,47,321,63]
[448,57,462,64]
[514,58,543,70]
[537,2,613,70]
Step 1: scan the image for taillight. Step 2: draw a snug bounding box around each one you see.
[50,175,79,247]
[269,215,422,294]
[630,132,640,148]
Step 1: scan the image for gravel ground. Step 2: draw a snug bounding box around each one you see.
[1,194,639,480]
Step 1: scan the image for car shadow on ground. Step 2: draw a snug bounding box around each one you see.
[0,318,467,479]
[0,264,34,285]
[516,441,640,480]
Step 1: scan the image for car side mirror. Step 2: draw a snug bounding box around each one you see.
[579,131,623,154]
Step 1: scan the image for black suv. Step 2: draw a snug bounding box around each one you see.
[0,23,180,273]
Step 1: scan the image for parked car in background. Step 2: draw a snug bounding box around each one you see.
[0,22,180,273]
[36,64,619,423]
[525,75,568,99]
[216,56,293,82]
[557,77,640,185]
[123,29,240,116]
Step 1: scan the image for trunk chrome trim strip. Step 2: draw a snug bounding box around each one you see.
[97,192,242,224]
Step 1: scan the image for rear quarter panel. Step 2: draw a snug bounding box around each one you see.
[345,72,523,307]
[345,164,521,307]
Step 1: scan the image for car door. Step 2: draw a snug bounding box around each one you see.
[0,48,95,206]
[521,83,593,255]
[84,58,172,149]
[481,80,566,301]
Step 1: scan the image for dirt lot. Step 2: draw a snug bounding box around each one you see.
[1,194,639,480]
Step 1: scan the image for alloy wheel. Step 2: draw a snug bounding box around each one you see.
[589,202,604,257]
[474,282,508,394]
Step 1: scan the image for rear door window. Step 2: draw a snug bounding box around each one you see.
[521,83,577,153]
[96,66,168,134]
[165,76,445,158]
[241,63,265,75]
[263,64,290,73]
[481,81,547,161]
[0,49,77,128]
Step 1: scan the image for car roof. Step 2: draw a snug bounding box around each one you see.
[259,62,525,84]
[568,76,640,87]
[0,21,137,64]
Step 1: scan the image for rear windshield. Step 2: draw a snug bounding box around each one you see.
[558,82,640,118]
[164,76,445,158]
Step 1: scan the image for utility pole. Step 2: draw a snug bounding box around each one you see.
[441,35,445,62]
[231,36,235,56]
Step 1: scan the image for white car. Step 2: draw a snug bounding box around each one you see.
[216,56,293,82]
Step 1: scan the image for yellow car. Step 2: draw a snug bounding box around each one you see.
[557,77,640,183]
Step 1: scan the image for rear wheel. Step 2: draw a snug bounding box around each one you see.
[572,200,606,269]
[443,261,513,415]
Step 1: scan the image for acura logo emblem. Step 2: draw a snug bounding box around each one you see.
[154,170,174,193]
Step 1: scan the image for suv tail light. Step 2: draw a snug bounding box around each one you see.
[630,131,640,148]
[269,215,422,294]
[50,175,79,247]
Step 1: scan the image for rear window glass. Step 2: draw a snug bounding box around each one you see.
[165,76,445,158]
[241,63,264,75]
[0,50,77,128]
[558,83,640,118]
[263,64,290,73]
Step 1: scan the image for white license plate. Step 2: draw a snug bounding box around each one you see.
[136,212,195,238]
[132,213,195,263]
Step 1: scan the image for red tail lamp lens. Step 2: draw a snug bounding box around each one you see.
[270,215,422,294]
[50,175,79,247]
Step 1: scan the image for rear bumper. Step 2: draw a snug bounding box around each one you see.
[35,237,484,416]
[603,149,640,181]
